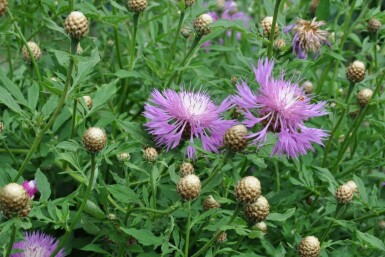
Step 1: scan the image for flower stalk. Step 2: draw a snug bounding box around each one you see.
[5,223,16,257]
[267,0,281,59]
[184,201,192,257]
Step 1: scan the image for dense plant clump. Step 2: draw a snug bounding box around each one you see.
[0,0,384,256]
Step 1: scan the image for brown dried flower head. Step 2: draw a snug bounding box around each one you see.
[224,124,248,152]
[64,11,89,39]
[357,88,373,107]
[22,42,42,63]
[346,61,366,83]
[0,0,8,16]
[244,196,270,223]
[144,147,158,162]
[82,95,93,110]
[367,18,381,33]
[273,39,286,51]
[297,236,320,257]
[203,195,221,210]
[345,180,358,194]
[335,184,354,204]
[261,16,278,38]
[128,0,147,12]
[180,162,194,177]
[176,174,201,200]
[83,127,107,153]
[0,183,30,218]
[216,232,227,243]
[117,152,131,162]
[235,176,261,203]
[193,14,213,36]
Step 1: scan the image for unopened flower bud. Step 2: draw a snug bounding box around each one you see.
[177,0,195,7]
[244,196,270,223]
[144,147,158,162]
[127,0,147,12]
[203,195,220,210]
[216,232,227,243]
[0,0,8,16]
[22,42,42,63]
[309,0,320,14]
[0,121,3,133]
[367,18,381,33]
[253,221,268,233]
[83,127,107,153]
[357,88,373,107]
[22,180,38,199]
[180,26,191,38]
[177,174,201,200]
[193,14,213,36]
[346,61,366,83]
[108,213,117,221]
[335,184,354,204]
[235,176,261,203]
[81,95,92,110]
[302,81,314,94]
[64,11,89,40]
[117,152,131,162]
[273,39,286,51]
[378,220,385,229]
[261,16,278,38]
[224,124,248,152]
[297,236,320,257]
[0,183,30,218]
[345,180,358,194]
[180,162,194,177]
[231,76,238,85]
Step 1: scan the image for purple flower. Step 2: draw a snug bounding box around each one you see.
[233,58,328,158]
[22,180,38,199]
[285,18,330,59]
[144,89,235,159]
[11,231,65,257]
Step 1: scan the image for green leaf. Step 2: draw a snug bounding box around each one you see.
[28,82,39,111]
[120,228,162,247]
[267,208,296,222]
[44,18,69,38]
[81,244,111,254]
[107,184,140,204]
[315,0,330,20]
[0,87,22,113]
[0,69,28,106]
[35,169,51,201]
[356,230,385,251]
[83,200,106,220]
[91,80,118,111]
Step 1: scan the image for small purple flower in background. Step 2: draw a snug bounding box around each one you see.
[22,180,38,199]
[285,18,330,59]
[11,231,65,257]
[233,58,328,158]
[144,89,235,159]
[203,1,251,47]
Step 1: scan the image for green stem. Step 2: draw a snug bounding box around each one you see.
[332,71,385,171]
[191,204,241,257]
[166,35,202,88]
[166,11,186,72]
[49,154,97,257]
[322,81,355,166]
[353,209,385,222]
[320,204,346,244]
[150,164,157,210]
[69,99,78,139]
[68,0,74,11]
[5,223,16,257]
[118,13,140,113]
[274,161,280,192]
[202,154,228,188]
[339,0,357,50]
[6,42,13,79]
[0,148,29,154]
[2,139,18,165]
[13,38,78,182]
[184,201,192,257]
[267,0,281,59]
[7,9,41,82]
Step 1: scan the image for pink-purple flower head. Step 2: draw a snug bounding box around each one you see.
[11,231,65,257]
[285,18,330,59]
[144,89,236,159]
[233,58,328,158]
[22,180,38,199]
